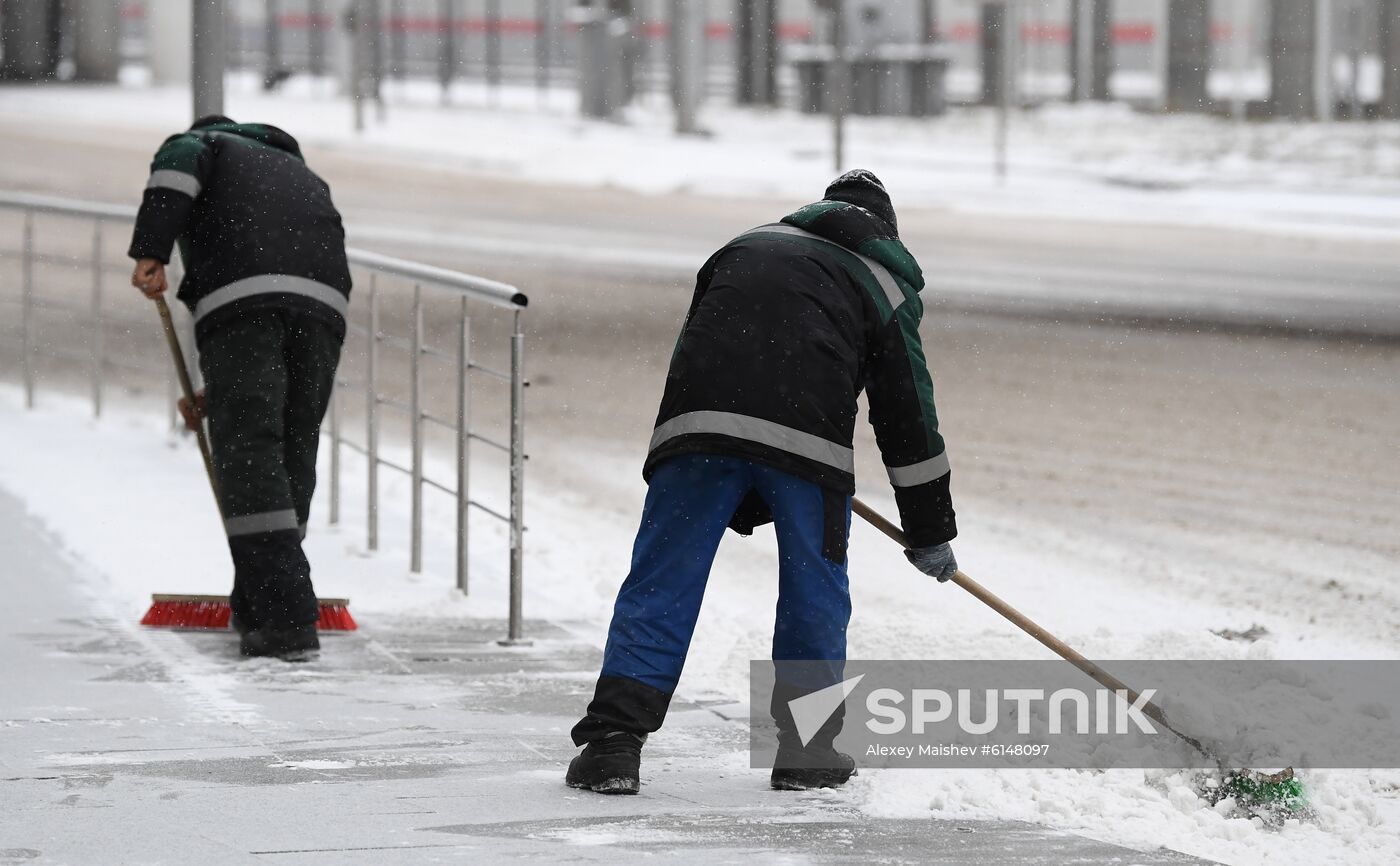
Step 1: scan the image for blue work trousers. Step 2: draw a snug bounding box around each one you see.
[573,454,851,744]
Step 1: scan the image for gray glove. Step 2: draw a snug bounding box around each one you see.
[905,542,958,582]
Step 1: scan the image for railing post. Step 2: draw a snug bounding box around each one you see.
[328,382,341,526]
[502,308,528,645]
[366,274,380,551]
[90,221,104,418]
[409,282,424,573]
[21,211,35,409]
[455,297,471,594]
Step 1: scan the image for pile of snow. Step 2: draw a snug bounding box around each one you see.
[863,767,1397,866]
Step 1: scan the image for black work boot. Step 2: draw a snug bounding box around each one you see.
[228,588,254,636]
[240,623,320,662]
[565,732,644,794]
[228,611,252,637]
[770,737,857,791]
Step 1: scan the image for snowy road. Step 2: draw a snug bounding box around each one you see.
[4,110,1399,337]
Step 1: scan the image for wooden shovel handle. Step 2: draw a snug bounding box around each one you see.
[850,496,1210,757]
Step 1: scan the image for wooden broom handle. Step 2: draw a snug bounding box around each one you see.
[155,296,222,513]
[850,496,1209,756]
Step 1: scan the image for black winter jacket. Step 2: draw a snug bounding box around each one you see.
[644,200,957,548]
[128,122,352,343]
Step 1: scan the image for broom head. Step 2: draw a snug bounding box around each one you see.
[141,594,357,631]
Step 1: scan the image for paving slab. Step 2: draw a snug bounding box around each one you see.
[0,484,1212,865]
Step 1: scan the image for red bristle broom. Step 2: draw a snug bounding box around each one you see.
[139,296,356,632]
[141,594,357,631]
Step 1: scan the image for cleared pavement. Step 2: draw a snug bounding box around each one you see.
[0,483,1212,864]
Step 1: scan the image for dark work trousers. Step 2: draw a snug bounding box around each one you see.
[571,454,853,747]
[198,308,342,630]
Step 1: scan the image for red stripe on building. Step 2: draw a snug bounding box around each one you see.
[939,20,1161,44]
[365,17,545,35]
[115,8,1189,47]
[638,20,811,40]
[943,22,980,42]
[1022,23,1070,44]
[1113,23,1156,44]
[777,23,813,40]
[1211,22,1240,41]
[278,14,336,30]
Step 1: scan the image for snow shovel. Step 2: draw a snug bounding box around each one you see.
[140,296,356,632]
[850,496,1305,820]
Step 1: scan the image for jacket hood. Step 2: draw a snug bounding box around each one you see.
[192,118,304,161]
[779,199,924,293]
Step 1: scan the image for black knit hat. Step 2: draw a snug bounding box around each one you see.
[824,169,897,233]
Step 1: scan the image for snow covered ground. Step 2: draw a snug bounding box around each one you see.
[2,375,1396,866]
[2,71,1399,864]
[2,72,1399,243]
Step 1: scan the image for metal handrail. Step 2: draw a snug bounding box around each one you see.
[0,190,139,222]
[0,191,529,311]
[0,190,530,643]
[346,248,527,310]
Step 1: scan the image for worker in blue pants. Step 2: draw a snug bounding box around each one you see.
[566,172,960,795]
